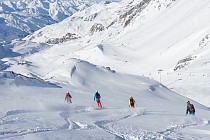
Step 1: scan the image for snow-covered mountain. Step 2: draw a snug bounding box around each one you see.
[0,0,210,139]
[21,0,210,105]
[26,0,210,74]
[0,0,118,44]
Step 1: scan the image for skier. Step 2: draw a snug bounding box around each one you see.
[94,91,102,108]
[129,96,135,108]
[186,101,195,115]
[65,91,72,103]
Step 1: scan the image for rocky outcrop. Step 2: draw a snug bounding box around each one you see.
[199,34,209,49]
[46,33,80,44]
[108,0,151,28]
[84,13,98,21]
[108,0,177,28]
[174,55,195,71]
[89,23,105,35]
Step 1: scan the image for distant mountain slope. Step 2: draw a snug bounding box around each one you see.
[0,0,117,44]
[26,0,210,74]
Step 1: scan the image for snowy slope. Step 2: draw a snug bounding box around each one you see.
[26,0,210,74]
[0,0,210,139]
[21,0,210,106]
[0,71,60,87]
[0,0,117,44]
[0,60,210,139]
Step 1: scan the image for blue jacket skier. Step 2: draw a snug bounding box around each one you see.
[94,91,102,108]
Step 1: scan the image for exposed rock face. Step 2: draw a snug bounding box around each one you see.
[89,23,105,35]
[46,33,80,44]
[174,55,195,71]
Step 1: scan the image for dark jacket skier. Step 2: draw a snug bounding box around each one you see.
[129,96,135,108]
[94,91,102,108]
[186,101,195,115]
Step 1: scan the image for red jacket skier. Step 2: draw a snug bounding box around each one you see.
[65,91,72,103]
[94,91,102,108]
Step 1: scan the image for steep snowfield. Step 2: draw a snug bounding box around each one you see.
[0,61,210,139]
[26,0,210,74]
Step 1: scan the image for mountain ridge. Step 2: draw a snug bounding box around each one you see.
[0,0,118,44]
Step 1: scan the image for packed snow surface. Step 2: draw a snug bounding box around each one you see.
[0,64,210,139]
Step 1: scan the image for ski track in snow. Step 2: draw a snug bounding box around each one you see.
[0,106,144,139]
[97,119,210,140]
[0,128,53,139]
[3,109,34,118]
[93,115,134,140]
[58,105,89,130]
[92,110,210,140]
[89,108,157,139]
[0,109,55,138]
[0,105,209,139]
[158,120,209,138]
[0,109,35,125]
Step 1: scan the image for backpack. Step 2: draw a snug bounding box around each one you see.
[95,92,100,98]
[130,98,134,106]
[190,104,195,112]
